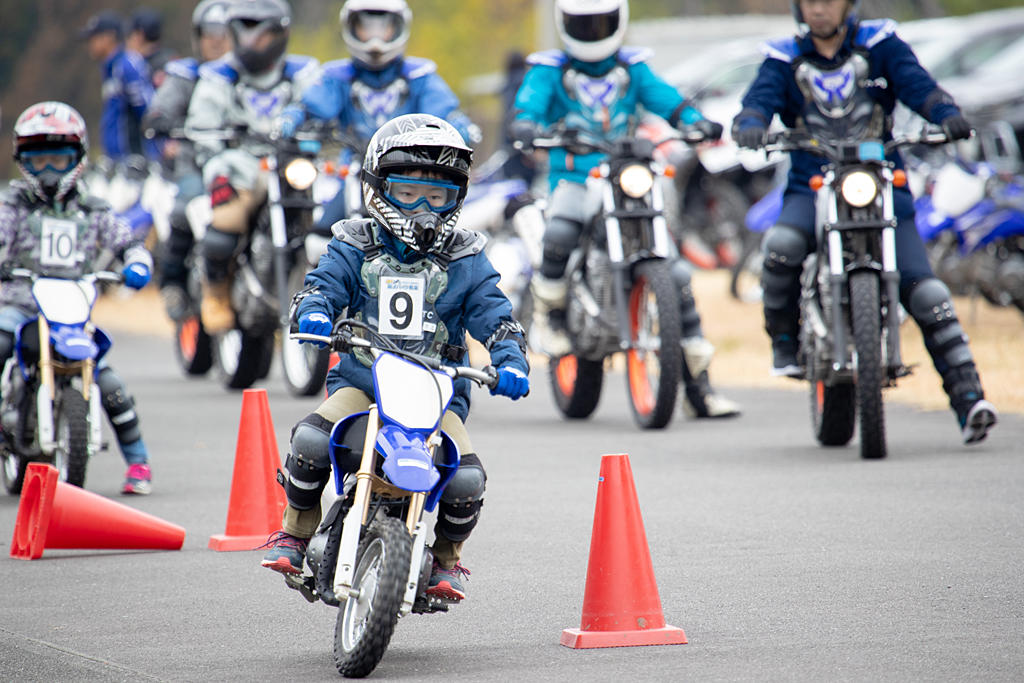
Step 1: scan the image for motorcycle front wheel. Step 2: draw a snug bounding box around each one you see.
[174,315,213,376]
[54,387,90,488]
[214,330,274,390]
[1,451,29,495]
[548,354,603,419]
[625,261,682,429]
[280,324,329,396]
[850,271,887,459]
[334,516,411,679]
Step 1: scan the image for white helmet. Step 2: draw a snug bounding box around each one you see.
[555,0,628,63]
[340,0,412,70]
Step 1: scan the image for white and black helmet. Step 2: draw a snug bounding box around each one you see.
[340,0,412,70]
[192,0,231,53]
[555,0,628,63]
[13,101,89,203]
[228,0,291,74]
[362,114,473,255]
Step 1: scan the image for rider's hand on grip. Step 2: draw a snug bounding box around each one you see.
[696,119,724,142]
[122,262,151,290]
[489,366,529,400]
[509,119,541,151]
[298,311,332,347]
[942,114,973,141]
[735,124,767,150]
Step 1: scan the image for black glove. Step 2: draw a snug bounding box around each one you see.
[942,114,972,141]
[508,119,541,149]
[695,119,724,142]
[734,125,767,149]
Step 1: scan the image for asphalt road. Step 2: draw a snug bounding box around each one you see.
[1,332,1022,682]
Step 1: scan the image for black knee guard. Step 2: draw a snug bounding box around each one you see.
[201,228,240,283]
[906,278,974,375]
[0,330,13,368]
[96,367,141,445]
[761,225,808,335]
[437,452,486,543]
[540,216,582,279]
[669,258,702,338]
[284,414,334,510]
[159,220,195,287]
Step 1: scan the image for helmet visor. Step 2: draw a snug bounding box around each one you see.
[347,10,404,43]
[20,147,79,174]
[382,174,461,214]
[562,9,620,42]
[231,19,285,50]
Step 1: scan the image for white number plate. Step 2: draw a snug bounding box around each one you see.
[378,276,424,338]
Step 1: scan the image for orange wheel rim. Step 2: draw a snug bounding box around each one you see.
[555,355,578,396]
[815,380,825,412]
[179,317,199,361]
[627,350,654,415]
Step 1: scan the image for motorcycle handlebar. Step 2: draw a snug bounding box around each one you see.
[1,268,123,285]
[762,129,954,160]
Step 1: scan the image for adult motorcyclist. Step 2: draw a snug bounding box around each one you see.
[276,0,480,234]
[259,114,530,602]
[185,0,320,334]
[0,102,156,494]
[731,0,998,444]
[510,0,740,418]
[143,0,233,322]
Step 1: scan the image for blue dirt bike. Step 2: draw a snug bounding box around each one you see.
[1,268,121,493]
[281,319,499,678]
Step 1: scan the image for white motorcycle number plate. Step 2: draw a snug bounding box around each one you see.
[40,218,78,268]
[379,276,424,338]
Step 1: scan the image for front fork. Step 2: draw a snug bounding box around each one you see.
[36,317,100,456]
[265,162,292,326]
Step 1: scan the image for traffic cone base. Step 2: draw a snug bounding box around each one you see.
[208,389,287,552]
[11,463,185,560]
[561,454,687,649]
[560,625,687,649]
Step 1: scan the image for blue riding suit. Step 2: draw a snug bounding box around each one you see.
[99,47,159,161]
[282,57,476,231]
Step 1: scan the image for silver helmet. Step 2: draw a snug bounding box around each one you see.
[340,0,411,70]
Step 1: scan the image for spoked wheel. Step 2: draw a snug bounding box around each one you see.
[53,387,90,488]
[214,330,273,390]
[334,517,411,679]
[625,261,682,429]
[548,354,603,419]
[849,271,886,459]
[174,315,213,376]
[1,451,29,495]
[281,323,329,396]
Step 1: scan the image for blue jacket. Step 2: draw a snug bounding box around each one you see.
[99,48,158,161]
[296,223,529,422]
[288,57,475,151]
[734,19,962,196]
[513,48,703,189]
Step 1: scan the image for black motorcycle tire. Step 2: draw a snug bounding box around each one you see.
[174,315,214,376]
[334,517,411,678]
[54,387,90,488]
[625,261,682,429]
[215,330,274,390]
[1,451,29,495]
[548,354,604,419]
[850,271,887,459]
[808,368,856,447]
[280,325,329,396]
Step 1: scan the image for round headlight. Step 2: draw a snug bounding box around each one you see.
[840,171,878,208]
[284,158,318,191]
[618,164,655,198]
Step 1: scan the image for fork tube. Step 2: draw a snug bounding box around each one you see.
[355,404,379,525]
[334,404,380,597]
[881,225,903,371]
[828,229,846,372]
[38,316,54,401]
[81,359,94,400]
[266,168,292,326]
[405,492,425,536]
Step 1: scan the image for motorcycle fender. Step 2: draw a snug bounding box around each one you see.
[377,424,440,493]
[88,384,103,454]
[401,521,429,616]
[424,430,459,513]
[36,383,55,455]
[328,411,370,493]
[51,324,98,362]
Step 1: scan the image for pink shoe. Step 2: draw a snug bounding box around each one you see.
[122,463,152,495]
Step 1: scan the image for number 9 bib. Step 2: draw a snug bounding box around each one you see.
[378,276,425,338]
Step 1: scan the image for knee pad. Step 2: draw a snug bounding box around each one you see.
[284,414,334,510]
[437,452,486,542]
[202,227,240,263]
[96,367,141,445]
[907,278,973,373]
[668,259,701,337]
[761,225,808,311]
[0,331,13,366]
[540,217,582,279]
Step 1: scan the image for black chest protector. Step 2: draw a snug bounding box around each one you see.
[793,51,886,141]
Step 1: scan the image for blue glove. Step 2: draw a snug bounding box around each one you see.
[275,107,304,139]
[490,366,529,400]
[122,262,151,290]
[298,311,332,347]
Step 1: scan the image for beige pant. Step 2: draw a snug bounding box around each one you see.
[210,187,265,234]
[281,387,473,567]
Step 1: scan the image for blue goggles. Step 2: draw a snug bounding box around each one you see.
[20,147,79,175]
[381,175,461,214]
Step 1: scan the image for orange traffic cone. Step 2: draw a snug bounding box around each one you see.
[325,352,339,398]
[560,453,688,649]
[208,389,287,551]
[10,463,185,560]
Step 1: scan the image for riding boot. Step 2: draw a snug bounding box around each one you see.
[681,346,742,419]
[529,275,571,356]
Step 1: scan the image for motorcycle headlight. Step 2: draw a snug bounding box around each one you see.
[284,158,318,191]
[840,171,878,208]
[618,164,655,198]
